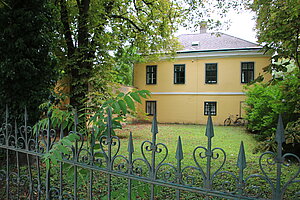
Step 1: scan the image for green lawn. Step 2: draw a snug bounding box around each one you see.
[115,123,259,169]
[111,123,299,199]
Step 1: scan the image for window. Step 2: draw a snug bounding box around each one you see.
[146,101,156,116]
[174,64,185,84]
[205,63,217,84]
[204,102,217,116]
[192,41,199,46]
[146,65,157,84]
[241,62,254,83]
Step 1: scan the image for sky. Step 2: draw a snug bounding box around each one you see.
[223,10,257,43]
[176,10,258,43]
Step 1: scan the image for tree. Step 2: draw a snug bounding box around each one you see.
[250,0,300,68]
[55,0,180,110]
[0,0,58,123]
[54,0,246,111]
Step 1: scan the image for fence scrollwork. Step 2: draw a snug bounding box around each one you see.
[0,107,299,200]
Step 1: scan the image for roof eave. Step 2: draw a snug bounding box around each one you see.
[160,48,270,60]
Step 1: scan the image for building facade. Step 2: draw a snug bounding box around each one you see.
[134,32,271,125]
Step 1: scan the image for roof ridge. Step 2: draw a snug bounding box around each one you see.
[218,32,259,46]
[177,32,258,45]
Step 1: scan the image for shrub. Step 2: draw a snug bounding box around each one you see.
[244,59,300,152]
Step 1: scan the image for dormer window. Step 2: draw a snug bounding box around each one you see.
[191,41,199,46]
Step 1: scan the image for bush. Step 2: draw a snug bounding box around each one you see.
[244,59,300,152]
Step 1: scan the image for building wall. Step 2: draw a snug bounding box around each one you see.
[134,55,271,125]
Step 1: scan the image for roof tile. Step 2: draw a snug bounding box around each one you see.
[177,33,260,52]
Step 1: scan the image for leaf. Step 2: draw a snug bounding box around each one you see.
[118,100,127,114]
[57,144,69,154]
[138,90,151,98]
[117,92,125,98]
[124,95,135,111]
[62,138,73,146]
[53,148,63,160]
[130,92,142,103]
[112,102,121,114]
[49,154,58,165]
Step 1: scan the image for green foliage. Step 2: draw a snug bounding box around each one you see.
[250,0,300,68]
[244,59,300,151]
[0,0,59,123]
[89,90,151,138]
[44,133,80,170]
[41,89,150,169]
[54,0,248,110]
[54,0,183,109]
[111,47,141,86]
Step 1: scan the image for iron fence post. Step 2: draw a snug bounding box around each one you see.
[59,126,64,200]
[24,107,33,200]
[5,105,9,200]
[150,113,158,199]
[107,108,112,200]
[273,115,285,200]
[35,121,41,200]
[73,110,78,200]
[45,110,52,200]
[175,136,183,199]
[89,129,95,200]
[128,132,134,200]
[205,114,214,190]
[237,141,246,196]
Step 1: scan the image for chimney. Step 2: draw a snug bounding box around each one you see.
[200,21,207,33]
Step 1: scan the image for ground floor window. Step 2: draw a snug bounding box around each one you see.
[204,101,217,116]
[146,101,156,116]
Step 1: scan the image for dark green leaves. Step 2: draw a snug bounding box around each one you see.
[89,90,150,138]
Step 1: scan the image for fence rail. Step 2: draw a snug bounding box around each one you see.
[0,107,299,199]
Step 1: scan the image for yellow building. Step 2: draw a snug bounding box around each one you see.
[134,32,271,125]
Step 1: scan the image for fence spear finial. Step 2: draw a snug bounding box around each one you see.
[128,132,134,154]
[106,107,112,137]
[151,112,158,135]
[205,114,214,138]
[275,114,285,145]
[175,136,183,161]
[24,106,28,122]
[5,104,8,121]
[237,141,246,170]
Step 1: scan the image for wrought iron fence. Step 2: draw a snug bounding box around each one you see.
[0,107,299,200]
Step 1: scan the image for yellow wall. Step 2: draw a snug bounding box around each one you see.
[134,56,271,125]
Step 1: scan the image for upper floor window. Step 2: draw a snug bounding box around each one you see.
[146,65,157,84]
[241,62,254,83]
[174,64,185,84]
[204,101,217,116]
[205,63,217,84]
[146,101,156,116]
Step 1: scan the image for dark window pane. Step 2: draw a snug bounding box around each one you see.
[241,62,254,83]
[146,101,156,116]
[174,64,185,84]
[146,65,157,84]
[204,102,217,116]
[205,63,217,84]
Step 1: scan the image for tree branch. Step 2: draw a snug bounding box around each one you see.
[60,0,75,58]
[0,0,11,9]
[111,15,144,32]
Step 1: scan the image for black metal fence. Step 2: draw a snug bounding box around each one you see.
[0,107,299,199]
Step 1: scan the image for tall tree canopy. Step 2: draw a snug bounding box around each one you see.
[250,0,300,68]
[0,0,58,122]
[56,0,181,109]
[55,0,244,109]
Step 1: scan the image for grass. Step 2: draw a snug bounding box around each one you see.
[1,123,299,199]
[110,123,299,199]
[114,123,259,166]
